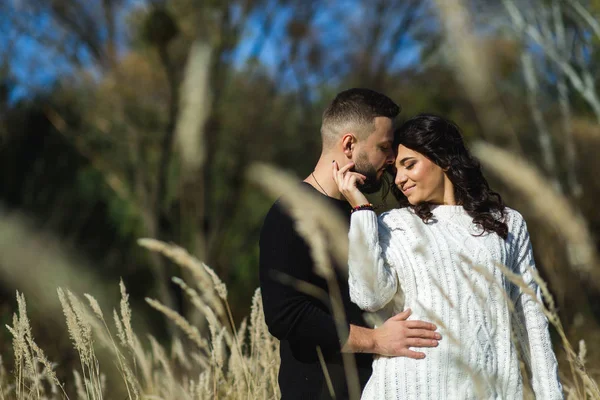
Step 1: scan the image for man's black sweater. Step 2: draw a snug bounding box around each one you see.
[259,183,373,399]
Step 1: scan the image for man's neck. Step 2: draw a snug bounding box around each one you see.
[304,156,345,201]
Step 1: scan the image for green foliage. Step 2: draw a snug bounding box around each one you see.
[142,7,179,47]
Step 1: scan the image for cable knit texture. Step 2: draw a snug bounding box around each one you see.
[348,206,563,400]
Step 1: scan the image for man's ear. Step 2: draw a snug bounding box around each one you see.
[341,133,356,158]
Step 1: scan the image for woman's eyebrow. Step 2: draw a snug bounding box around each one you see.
[398,157,414,165]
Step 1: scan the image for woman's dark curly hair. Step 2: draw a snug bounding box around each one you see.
[386,114,508,239]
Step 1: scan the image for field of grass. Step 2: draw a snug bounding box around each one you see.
[0,162,598,399]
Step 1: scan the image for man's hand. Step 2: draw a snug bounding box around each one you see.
[373,309,441,359]
[343,309,441,358]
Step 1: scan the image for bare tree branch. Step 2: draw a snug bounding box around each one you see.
[566,0,600,41]
[503,0,600,121]
[48,0,109,69]
[553,0,581,198]
[521,53,561,191]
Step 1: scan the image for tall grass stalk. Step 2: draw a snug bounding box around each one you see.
[1,239,280,399]
[472,142,600,286]
[247,162,363,400]
[2,156,598,399]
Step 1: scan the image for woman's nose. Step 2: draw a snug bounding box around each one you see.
[395,171,407,186]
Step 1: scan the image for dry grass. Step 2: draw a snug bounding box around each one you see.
[247,162,363,399]
[430,0,600,395]
[3,0,598,397]
[1,155,599,398]
[249,161,599,399]
[469,142,600,399]
[472,142,600,283]
[0,240,280,399]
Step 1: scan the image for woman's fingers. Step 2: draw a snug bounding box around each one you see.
[333,161,358,188]
[343,173,364,190]
[331,161,371,206]
[332,161,367,187]
[338,161,355,174]
[334,161,349,185]
[342,171,366,188]
[338,171,364,191]
[332,161,339,186]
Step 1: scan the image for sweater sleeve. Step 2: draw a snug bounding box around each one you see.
[510,213,564,399]
[259,203,347,352]
[348,210,398,312]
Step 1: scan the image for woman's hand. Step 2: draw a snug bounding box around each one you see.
[332,161,369,208]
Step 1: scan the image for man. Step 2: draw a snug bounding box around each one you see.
[259,89,441,399]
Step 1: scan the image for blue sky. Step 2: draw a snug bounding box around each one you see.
[231,0,424,92]
[3,0,425,101]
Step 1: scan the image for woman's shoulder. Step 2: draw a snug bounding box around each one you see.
[503,207,530,244]
[503,207,527,228]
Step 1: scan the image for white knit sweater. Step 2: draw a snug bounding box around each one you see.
[348,206,563,399]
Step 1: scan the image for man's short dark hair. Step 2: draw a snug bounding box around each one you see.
[321,88,400,148]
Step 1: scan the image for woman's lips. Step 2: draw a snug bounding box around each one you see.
[402,185,415,194]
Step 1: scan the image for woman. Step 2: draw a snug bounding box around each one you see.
[333,114,563,399]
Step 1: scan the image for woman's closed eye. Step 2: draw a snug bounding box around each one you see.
[405,162,416,170]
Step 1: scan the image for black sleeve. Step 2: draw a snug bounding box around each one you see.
[259,202,349,352]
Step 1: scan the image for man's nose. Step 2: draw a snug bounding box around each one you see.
[386,151,395,165]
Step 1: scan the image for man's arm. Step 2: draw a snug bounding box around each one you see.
[344,309,441,359]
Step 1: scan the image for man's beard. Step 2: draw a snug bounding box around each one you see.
[354,152,383,194]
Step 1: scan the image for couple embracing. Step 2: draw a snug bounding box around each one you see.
[259,89,563,399]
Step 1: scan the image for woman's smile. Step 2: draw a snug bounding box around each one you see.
[401,184,415,195]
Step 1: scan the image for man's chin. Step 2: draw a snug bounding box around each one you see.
[358,180,382,194]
